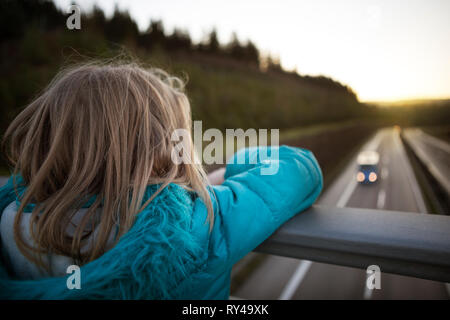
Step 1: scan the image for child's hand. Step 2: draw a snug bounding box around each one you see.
[207,167,226,185]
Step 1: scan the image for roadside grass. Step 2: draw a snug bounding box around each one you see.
[420,125,450,143]
[135,51,363,132]
[280,119,364,142]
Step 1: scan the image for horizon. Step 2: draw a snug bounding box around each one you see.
[364,96,450,105]
[55,0,450,103]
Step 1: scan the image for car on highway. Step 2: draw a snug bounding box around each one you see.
[356,150,380,184]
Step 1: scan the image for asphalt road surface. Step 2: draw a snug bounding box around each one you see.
[234,127,449,299]
[0,128,448,299]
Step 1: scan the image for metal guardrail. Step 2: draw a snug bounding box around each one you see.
[255,205,450,283]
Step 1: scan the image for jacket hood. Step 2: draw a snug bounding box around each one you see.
[0,176,203,299]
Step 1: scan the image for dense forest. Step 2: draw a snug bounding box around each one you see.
[0,0,366,132]
[0,0,448,140]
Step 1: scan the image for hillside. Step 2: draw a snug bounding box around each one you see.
[0,0,366,136]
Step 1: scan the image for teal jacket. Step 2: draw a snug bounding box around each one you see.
[0,146,322,299]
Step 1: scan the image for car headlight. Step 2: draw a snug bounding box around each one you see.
[357,172,365,182]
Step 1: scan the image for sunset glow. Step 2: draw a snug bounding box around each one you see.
[55,0,450,102]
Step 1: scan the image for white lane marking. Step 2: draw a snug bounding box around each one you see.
[376,189,386,209]
[277,130,386,300]
[365,131,384,151]
[336,179,358,208]
[319,130,385,206]
[381,167,389,180]
[336,131,385,208]
[278,260,313,300]
[394,131,428,213]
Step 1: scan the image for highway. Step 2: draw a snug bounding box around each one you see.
[234,127,449,299]
[0,127,448,299]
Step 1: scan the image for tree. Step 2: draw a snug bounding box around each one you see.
[228,32,245,60]
[207,29,220,53]
[242,40,259,65]
[166,28,192,52]
[90,5,106,32]
[138,20,166,51]
[104,6,139,44]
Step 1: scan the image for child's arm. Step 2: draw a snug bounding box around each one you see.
[209,145,323,266]
[207,167,226,185]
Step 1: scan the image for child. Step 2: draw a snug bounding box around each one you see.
[0,62,322,299]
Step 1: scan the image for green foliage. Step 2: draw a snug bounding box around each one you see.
[367,100,450,127]
[1,0,447,148]
[0,0,365,134]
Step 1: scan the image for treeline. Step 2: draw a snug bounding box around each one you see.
[369,100,450,127]
[0,0,358,94]
[0,0,259,65]
[5,0,449,135]
[0,0,365,137]
[1,0,449,173]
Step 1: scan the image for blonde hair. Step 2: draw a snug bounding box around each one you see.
[2,61,214,268]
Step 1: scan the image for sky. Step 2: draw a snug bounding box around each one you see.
[55,0,450,102]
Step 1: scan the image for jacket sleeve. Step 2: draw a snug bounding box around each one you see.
[209,145,323,266]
